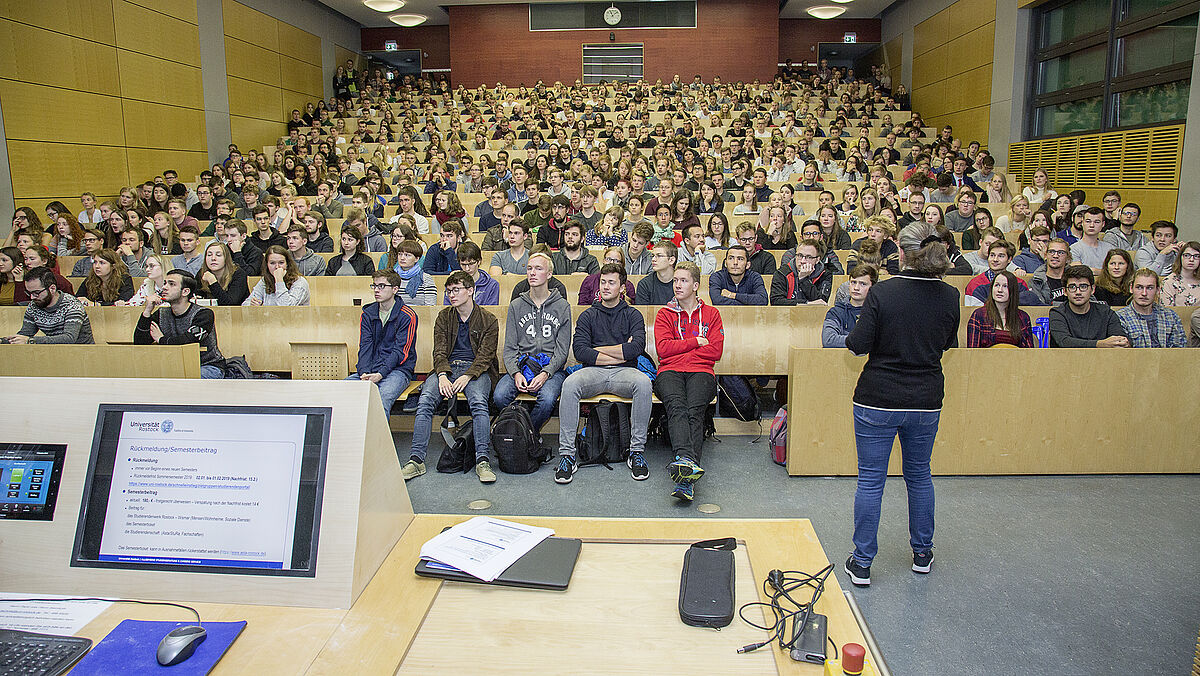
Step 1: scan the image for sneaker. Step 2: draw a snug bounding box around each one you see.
[554,456,577,484]
[475,460,496,484]
[666,456,704,484]
[671,481,694,501]
[912,550,934,574]
[401,458,425,481]
[844,556,871,587]
[627,452,649,481]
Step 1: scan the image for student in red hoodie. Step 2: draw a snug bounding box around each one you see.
[653,261,724,502]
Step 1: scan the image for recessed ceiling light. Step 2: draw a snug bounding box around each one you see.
[364,0,405,11]
[388,13,427,26]
[806,5,847,18]
[830,0,854,4]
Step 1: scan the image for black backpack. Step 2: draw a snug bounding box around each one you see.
[576,401,631,468]
[651,405,716,450]
[436,410,476,473]
[491,403,549,474]
[717,375,760,422]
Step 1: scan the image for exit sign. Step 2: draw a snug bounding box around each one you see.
[843,32,857,43]
[384,40,398,52]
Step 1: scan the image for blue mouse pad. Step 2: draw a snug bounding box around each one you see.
[70,619,246,675]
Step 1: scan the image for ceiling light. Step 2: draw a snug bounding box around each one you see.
[388,13,427,26]
[830,0,854,3]
[806,5,847,18]
[364,0,405,11]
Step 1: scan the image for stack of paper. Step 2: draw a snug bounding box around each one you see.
[419,517,554,582]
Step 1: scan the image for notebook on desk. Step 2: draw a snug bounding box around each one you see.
[415,536,582,591]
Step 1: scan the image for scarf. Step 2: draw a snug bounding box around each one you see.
[652,223,675,244]
[396,264,423,298]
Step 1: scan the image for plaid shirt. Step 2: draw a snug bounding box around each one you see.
[966,307,1035,348]
[1115,305,1187,348]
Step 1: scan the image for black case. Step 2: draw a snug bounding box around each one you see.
[678,537,736,628]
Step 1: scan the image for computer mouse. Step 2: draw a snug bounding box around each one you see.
[156,625,207,666]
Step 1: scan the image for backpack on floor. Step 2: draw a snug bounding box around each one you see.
[768,406,788,467]
[436,410,475,473]
[491,403,549,474]
[650,405,716,451]
[717,375,760,422]
[576,400,631,468]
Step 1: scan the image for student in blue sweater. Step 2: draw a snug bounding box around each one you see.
[346,269,418,417]
[822,264,877,348]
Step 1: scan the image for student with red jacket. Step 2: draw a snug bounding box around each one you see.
[653,261,724,502]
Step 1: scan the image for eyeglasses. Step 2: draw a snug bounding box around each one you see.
[25,287,49,298]
[1181,252,1200,260]
[1047,250,1069,256]
[368,283,396,290]
[1065,284,1091,291]
[82,237,100,243]
[795,254,818,261]
[446,286,469,294]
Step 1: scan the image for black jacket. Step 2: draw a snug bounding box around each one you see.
[573,299,646,368]
[325,252,376,276]
[771,261,833,305]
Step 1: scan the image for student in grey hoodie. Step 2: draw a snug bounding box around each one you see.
[492,247,573,435]
[285,225,327,276]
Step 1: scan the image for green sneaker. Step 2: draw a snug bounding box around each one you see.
[476,460,496,483]
[401,459,425,481]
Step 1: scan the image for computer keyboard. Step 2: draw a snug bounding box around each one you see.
[0,629,92,676]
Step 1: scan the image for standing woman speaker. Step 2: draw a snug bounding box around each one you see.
[842,222,960,586]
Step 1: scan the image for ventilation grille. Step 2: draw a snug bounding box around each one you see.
[1008,124,1183,189]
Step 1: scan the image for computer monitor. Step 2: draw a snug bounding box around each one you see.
[72,404,331,577]
[0,443,67,521]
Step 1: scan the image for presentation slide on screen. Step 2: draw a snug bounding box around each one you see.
[98,412,307,570]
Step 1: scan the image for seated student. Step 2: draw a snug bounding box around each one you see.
[966,271,1035,347]
[535,195,571,249]
[823,264,877,348]
[248,205,286,251]
[1102,202,1148,252]
[709,244,767,306]
[494,249,571,437]
[649,203,677,246]
[5,266,93,344]
[736,222,778,277]
[79,249,135,306]
[849,216,900,274]
[1116,269,1188,348]
[116,225,151,276]
[402,270,499,484]
[489,221,531,277]
[325,225,377,276]
[771,239,833,305]
[1030,238,1072,305]
[346,269,419,414]
[169,225,203,276]
[623,222,653,275]
[300,211,334,253]
[391,187,432,235]
[390,240,437,306]
[1135,220,1182,275]
[198,240,250,306]
[446,241,499,305]
[477,190,508,236]
[555,262,654,483]
[127,254,167,306]
[571,186,602,232]
[654,261,724,502]
[221,219,263,275]
[1049,265,1129,347]
[635,240,677,305]
[422,219,466,274]
[965,239,1035,304]
[962,227,1015,275]
[285,224,327,276]
[244,246,310,306]
[585,206,629,248]
[523,193,554,232]
[1013,225,1052,273]
[1159,240,1200,306]
[579,247,635,305]
[71,228,105,277]
[1069,207,1116,271]
[473,178,501,219]
[676,222,716,274]
[133,269,226,378]
[16,246,74,303]
[551,221,600,275]
[483,202,531,252]
[1094,249,1134,307]
[346,206,387,253]
[757,206,797,252]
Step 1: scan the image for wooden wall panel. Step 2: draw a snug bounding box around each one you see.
[910,0,993,148]
[222,0,278,52]
[126,148,208,184]
[113,1,200,66]
[231,115,286,150]
[0,20,121,95]
[947,23,996,76]
[281,56,323,97]
[282,90,319,120]
[0,0,116,44]
[0,80,125,146]
[950,0,995,34]
[335,45,363,73]
[123,0,198,24]
[116,49,204,109]
[277,22,320,65]
[913,8,949,56]
[8,141,128,198]
[226,36,282,87]
[227,76,283,122]
[122,100,207,150]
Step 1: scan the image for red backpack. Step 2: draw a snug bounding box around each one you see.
[769,407,787,467]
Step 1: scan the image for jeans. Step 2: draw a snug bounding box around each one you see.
[200,365,225,379]
[409,360,492,463]
[558,366,652,457]
[850,405,940,567]
[653,370,715,463]
[344,369,413,414]
[492,370,567,432]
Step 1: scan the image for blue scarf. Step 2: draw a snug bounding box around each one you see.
[396,264,423,298]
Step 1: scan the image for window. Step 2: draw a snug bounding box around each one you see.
[1029,0,1198,137]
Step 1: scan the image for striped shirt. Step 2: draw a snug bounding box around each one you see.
[18,293,94,344]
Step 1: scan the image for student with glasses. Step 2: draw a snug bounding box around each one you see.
[1048,265,1129,348]
[4,266,93,344]
[635,241,678,305]
[1030,238,1072,305]
[70,229,106,277]
[736,222,778,277]
[771,239,832,305]
[345,270,419,420]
